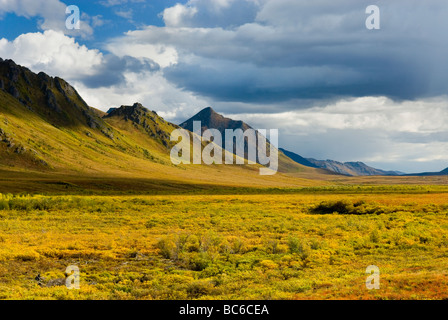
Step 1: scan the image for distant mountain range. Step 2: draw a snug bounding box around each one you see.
[280,148,404,176]
[179,108,426,177]
[279,149,448,177]
[403,167,448,176]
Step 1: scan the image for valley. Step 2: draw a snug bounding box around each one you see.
[0,58,447,300]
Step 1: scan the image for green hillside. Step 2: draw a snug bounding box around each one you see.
[0,58,332,192]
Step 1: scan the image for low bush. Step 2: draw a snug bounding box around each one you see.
[310,200,386,215]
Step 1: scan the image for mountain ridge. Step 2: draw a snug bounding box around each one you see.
[0,57,334,189]
[179,108,320,174]
[180,107,251,133]
[280,148,403,176]
[1,57,444,181]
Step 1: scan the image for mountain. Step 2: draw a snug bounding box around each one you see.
[104,103,174,150]
[179,107,321,174]
[280,148,401,176]
[180,107,252,133]
[0,58,117,170]
[306,159,402,176]
[279,148,319,168]
[0,57,332,191]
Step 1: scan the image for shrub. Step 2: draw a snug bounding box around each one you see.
[288,237,311,261]
[259,260,279,270]
[288,237,301,254]
[145,219,157,229]
[231,238,245,254]
[156,238,177,259]
[186,280,216,298]
[310,200,384,215]
[188,252,211,271]
[185,235,200,252]
[369,230,380,243]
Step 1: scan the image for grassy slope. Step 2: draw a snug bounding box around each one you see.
[0,89,330,193]
[1,60,446,193]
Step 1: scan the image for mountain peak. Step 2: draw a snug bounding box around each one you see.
[199,106,217,114]
[105,103,151,118]
[103,102,172,147]
[180,107,251,134]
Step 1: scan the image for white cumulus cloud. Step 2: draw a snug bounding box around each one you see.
[0,0,93,38]
[0,30,102,79]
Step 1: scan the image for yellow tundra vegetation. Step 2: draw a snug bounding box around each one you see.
[0,186,447,300]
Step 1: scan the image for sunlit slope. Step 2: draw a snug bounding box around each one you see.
[0,59,332,189]
[101,103,329,187]
[0,89,328,188]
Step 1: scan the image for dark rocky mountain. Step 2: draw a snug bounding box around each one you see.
[179,107,315,173]
[0,58,113,135]
[104,103,175,149]
[180,107,251,134]
[180,106,258,159]
[0,58,179,170]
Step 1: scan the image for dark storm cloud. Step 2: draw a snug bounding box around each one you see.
[116,0,448,107]
[81,55,159,88]
[163,56,425,103]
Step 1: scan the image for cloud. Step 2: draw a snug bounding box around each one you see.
[0,0,94,38]
[0,29,207,125]
[224,96,448,172]
[72,69,208,122]
[106,0,448,106]
[162,0,261,28]
[80,54,160,88]
[90,14,108,28]
[2,1,447,172]
[106,33,179,68]
[0,30,159,89]
[115,9,133,20]
[99,0,145,7]
[0,30,102,79]
[162,4,198,27]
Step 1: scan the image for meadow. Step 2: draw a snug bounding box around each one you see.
[0,185,447,300]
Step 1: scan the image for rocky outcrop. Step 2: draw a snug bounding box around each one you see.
[44,86,62,113]
[38,71,54,88]
[0,128,15,149]
[105,103,171,147]
[55,77,76,104]
[8,85,19,99]
[0,57,119,158]
[5,59,20,83]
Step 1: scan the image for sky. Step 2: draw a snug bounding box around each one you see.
[0,0,447,173]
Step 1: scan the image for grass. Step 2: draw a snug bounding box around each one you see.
[2,57,447,301]
[0,188,447,300]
